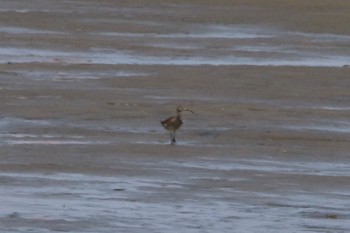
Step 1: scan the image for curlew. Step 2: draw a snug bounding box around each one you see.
[161,106,194,145]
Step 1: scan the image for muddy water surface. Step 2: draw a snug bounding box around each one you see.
[1,0,350,232]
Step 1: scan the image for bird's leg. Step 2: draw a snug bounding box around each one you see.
[169,131,174,145]
[171,130,176,145]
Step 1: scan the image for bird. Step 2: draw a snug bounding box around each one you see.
[161,106,194,145]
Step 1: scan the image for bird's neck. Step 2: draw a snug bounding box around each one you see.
[176,112,182,118]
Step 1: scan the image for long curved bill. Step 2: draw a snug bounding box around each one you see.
[183,108,194,113]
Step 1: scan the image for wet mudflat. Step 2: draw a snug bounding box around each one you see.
[1,0,350,232]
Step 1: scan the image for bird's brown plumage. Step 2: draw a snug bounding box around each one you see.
[161,106,193,145]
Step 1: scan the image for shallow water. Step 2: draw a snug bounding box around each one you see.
[1,1,350,232]
[1,23,350,67]
[1,158,350,233]
[1,113,350,232]
[1,41,350,68]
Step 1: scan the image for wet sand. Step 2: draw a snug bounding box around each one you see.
[1,0,350,232]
